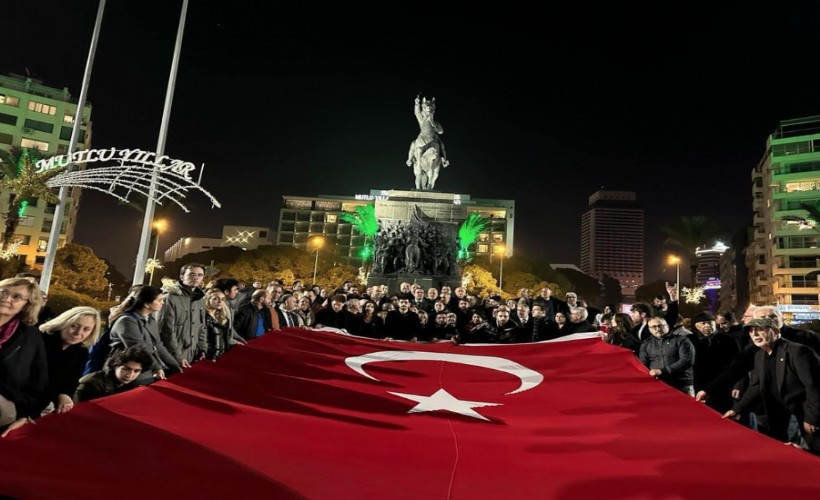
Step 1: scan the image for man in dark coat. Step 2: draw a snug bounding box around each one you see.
[234,290,272,340]
[315,294,355,331]
[639,317,696,396]
[691,312,740,413]
[723,318,820,453]
[384,294,422,341]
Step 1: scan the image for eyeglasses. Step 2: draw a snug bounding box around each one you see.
[0,289,30,304]
[648,324,665,330]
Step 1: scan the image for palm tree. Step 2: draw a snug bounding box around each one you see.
[0,147,65,249]
[660,216,723,288]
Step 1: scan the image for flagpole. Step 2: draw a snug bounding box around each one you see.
[39,0,107,295]
[132,0,189,286]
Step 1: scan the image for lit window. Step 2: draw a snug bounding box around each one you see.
[37,238,48,252]
[27,101,57,116]
[0,94,19,107]
[20,138,49,152]
[492,234,504,242]
[477,244,489,253]
[63,114,75,124]
[325,214,337,223]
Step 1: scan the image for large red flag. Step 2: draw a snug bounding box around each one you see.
[1,328,819,499]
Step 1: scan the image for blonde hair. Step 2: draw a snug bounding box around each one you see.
[39,306,102,347]
[204,288,228,325]
[0,277,44,325]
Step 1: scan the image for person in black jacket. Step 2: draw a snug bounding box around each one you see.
[234,290,273,340]
[384,295,422,341]
[75,346,153,402]
[723,318,820,453]
[639,317,696,396]
[315,295,356,331]
[691,311,740,413]
[0,277,47,437]
[37,306,102,415]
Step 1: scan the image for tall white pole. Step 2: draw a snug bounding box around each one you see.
[499,256,504,289]
[313,248,320,284]
[39,0,107,294]
[148,232,160,286]
[133,0,189,285]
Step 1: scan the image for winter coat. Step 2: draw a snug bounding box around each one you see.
[0,323,48,419]
[159,282,207,363]
[639,329,695,389]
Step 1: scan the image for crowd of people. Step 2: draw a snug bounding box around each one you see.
[0,264,818,456]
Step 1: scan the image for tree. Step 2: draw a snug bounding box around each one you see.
[0,148,65,249]
[601,274,623,306]
[635,279,667,303]
[53,243,109,296]
[553,267,603,307]
[660,216,723,287]
[462,263,502,298]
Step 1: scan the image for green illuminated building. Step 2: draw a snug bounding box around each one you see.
[0,74,92,268]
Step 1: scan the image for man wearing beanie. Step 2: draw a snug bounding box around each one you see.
[691,311,741,413]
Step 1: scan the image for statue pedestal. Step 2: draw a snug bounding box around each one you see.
[366,189,466,294]
[375,190,467,222]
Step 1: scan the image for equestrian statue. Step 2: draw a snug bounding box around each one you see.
[406,95,449,190]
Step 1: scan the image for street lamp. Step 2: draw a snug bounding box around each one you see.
[310,236,325,284]
[494,244,507,289]
[149,219,168,286]
[667,254,681,300]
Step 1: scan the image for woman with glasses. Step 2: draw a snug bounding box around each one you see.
[108,286,179,385]
[37,306,101,415]
[0,277,46,437]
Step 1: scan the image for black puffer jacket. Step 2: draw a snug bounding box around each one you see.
[639,329,695,389]
[0,323,48,419]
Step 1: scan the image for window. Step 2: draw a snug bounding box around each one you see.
[0,132,12,145]
[37,238,48,252]
[0,94,20,107]
[772,141,812,156]
[13,235,31,245]
[0,112,17,125]
[791,276,818,288]
[59,126,85,142]
[20,138,49,152]
[492,233,504,243]
[259,230,268,238]
[477,244,489,253]
[325,214,337,223]
[789,256,818,268]
[27,101,57,116]
[63,114,75,124]
[785,180,820,192]
[24,118,54,134]
[791,294,819,305]
[34,256,45,265]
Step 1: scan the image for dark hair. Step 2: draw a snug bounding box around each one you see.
[719,311,736,323]
[214,278,239,293]
[331,294,347,304]
[630,303,653,317]
[653,294,667,301]
[124,286,164,313]
[397,293,413,302]
[107,346,153,371]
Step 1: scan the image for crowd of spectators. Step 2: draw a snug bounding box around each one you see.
[0,266,817,456]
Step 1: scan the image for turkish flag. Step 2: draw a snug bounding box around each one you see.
[1,329,819,499]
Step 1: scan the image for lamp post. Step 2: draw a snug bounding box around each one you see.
[667,255,681,299]
[149,219,167,286]
[494,244,507,289]
[310,236,325,284]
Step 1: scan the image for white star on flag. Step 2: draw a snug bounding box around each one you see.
[388,388,501,421]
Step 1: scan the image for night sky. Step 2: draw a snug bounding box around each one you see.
[6,1,820,284]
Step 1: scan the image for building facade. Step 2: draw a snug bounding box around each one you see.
[0,74,92,268]
[277,190,515,266]
[164,225,276,262]
[748,115,820,323]
[580,190,644,297]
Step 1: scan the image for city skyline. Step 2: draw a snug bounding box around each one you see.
[5,2,820,284]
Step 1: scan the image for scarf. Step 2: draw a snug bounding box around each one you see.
[0,318,21,348]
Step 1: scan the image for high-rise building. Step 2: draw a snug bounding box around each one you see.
[277,190,515,266]
[696,241,729,287]
[580,190,644,297]
[748,115,820,323]
[0,74,92,268]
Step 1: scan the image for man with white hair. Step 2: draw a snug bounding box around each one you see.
[567,306,596,334]
[723,317,820,453]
